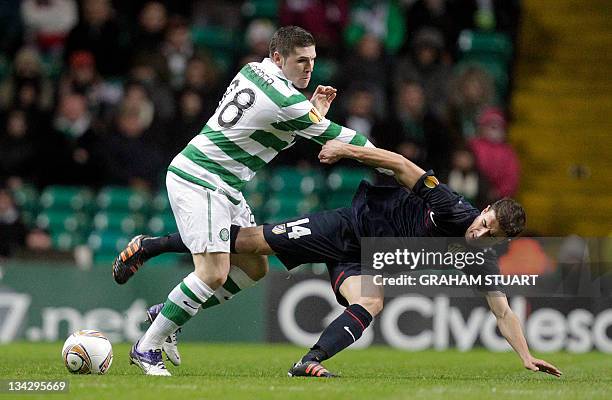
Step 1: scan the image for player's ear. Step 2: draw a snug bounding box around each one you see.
[481,205,491,214]
[272,51,283,67]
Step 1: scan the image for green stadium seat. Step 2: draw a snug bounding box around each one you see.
[327,168,372,193]
[192,26,238,53]
[11,185,39,214]
[96,187,150,213]
[51,231,85,251]
[148,213,178,236]
[39,185,94,212]
[243,173,269,212]
[269,167,325,195]
[87,231,131,263]
[264,196,300,220]
[151,191,171,213]
[458,30,513,63]
[325,192,354,209]
[243,172,269,196]
[93,211,146,235]
[264,194,321,221]
[242,0,278,19]
[35,210,90,233]
[309,58,339,88]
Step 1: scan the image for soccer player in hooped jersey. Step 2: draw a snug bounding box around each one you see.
[119,26,383,376]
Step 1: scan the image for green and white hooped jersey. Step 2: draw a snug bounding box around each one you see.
[168,58,373,199]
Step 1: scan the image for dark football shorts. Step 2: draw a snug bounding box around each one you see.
[262,208,361,269]
[263,208,366,306]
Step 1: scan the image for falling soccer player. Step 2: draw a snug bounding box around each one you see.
[116,139,562,378]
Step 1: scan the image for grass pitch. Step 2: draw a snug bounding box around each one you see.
[1,342,610,400]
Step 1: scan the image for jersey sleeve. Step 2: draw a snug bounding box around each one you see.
[275,99,372,146]
[274,100,394,175]
[412,170,479,235]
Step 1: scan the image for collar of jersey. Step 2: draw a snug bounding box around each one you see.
[261,58,294,88]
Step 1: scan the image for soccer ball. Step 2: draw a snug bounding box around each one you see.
[62,330,113,374]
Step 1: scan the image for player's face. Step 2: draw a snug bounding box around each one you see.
[273,46,316,89]
[465,206,506,247]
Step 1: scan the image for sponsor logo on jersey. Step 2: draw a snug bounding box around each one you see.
[424,175,439,188]
[219,228,230,241]
[308,107,323,123]
[272,224,286,235]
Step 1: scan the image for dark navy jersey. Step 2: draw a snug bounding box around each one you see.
[260,171,503,293]
[350,171,481,238]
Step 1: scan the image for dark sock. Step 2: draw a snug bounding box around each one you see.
[141,233,189,258]
[302,304,373,363]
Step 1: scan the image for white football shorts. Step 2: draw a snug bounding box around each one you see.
[166,171,255,254]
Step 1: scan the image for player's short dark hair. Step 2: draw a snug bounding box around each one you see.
[269,26,315,58]
[491,198,526,237]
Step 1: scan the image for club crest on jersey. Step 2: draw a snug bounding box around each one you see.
[272,224,286,235]
[219,228,230,241]
[424,175,439,188]
[308,107,323,123]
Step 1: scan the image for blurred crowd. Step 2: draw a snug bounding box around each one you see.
[0,0,522,258]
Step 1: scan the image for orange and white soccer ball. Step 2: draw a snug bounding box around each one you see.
[62,330,113,374]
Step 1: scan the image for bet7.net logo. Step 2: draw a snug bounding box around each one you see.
[0,293,31,343]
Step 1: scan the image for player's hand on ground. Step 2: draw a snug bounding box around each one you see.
[310,85,337,117]
[318,139,346,164]
[523,356,562,377]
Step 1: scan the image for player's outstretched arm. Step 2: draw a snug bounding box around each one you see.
[318,139,424,189]
[485,292,562,377]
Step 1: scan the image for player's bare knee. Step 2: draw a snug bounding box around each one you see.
[235,226,272,255]
[230,254,269,281]
[250,256,269,281]
[241,256,268,281]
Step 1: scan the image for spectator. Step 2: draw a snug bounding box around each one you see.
[241,19,276,64]
[132,1,168,56]
[99,105,164,190]
[183,55,223,114]
[58,50,122,119]
[117,82,157,137]
[394,27,452,120]
[0,110,39,186]
[339,86,378,140]
[64,0,129,76]
[166,88,207,162]
[21,0,78,55]
[0,47,54,113]
[373,80,449,170]
[344,0,406,55]
[469,107,519,200]
[0,188,27,258]
[445,148,488,208]
[48,92,100,186]
[404,0,464,54]
[129,54,175,123]
[161,16,194,89]
[336,35,390,117]
[0,0,24,56]
[279,0,348,56]
[446,64,496,139]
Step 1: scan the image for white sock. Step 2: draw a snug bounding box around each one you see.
[138,272,214,351]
